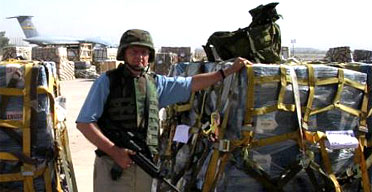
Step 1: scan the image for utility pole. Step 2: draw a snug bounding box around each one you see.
[291,39,296,57]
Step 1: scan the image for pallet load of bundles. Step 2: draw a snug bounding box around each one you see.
[324,47,353,63]
[0,60,77,191]
[353,50,372,64]
[32,47,75,81]
[92,47,119,75]
[152,53,178,75]
[94,61,120,74]
[1,46,32,61]
[160,47,192,62]
[92,47,118,62]
[157,60,371,192]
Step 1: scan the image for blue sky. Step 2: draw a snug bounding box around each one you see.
[1,0,371,51]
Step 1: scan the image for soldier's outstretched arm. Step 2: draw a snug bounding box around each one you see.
[191,57,252,92]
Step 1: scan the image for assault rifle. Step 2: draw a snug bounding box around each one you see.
[111,131,180,192]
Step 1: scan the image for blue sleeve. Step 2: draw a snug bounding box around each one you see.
[76,74,110,123]
[156,75,192,108]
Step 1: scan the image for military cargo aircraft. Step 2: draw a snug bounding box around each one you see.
[7,15,112,46]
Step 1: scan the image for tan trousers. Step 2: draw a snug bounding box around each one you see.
[93,155,153,192]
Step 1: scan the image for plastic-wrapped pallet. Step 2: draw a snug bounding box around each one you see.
[160,61,370,192]
[0,60,77,192]
[328,62,372,188]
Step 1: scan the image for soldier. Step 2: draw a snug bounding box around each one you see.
[76,29,251,192]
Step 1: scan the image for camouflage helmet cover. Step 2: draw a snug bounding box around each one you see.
[116,29,155,62]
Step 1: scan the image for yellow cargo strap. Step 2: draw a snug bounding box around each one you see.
[173,92,195,112]
[303,131,341,192]
[22,63,34,192]
[202,72,237,192]
[304,68,365,117]
[0,164,46,182]
[356,136,371,192]
[359,85,369,133]
[231,131,298,149]
[244,64,255,126]
[246,65,366,119]
[304,130,372,192]
[302,64,315,129]
[289,66,307,153]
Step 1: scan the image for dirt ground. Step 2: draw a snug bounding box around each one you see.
[60,79,96,192]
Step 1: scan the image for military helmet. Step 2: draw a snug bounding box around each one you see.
[116,29,155,62]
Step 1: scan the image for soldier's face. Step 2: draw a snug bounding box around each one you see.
[124,45,150,70]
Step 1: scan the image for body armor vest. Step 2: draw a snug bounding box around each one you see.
[97,64,159,155]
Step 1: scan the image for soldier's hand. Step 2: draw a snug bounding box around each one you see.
[111,146,136,169]
[232,57,252,72]
[223,57,252,77]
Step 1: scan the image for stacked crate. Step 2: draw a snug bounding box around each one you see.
[67,43,93,62]
[324,46,353,62]
[193,48,207,62]
[95,61,120,74]
[152,52,178,75]
[93,47,117,62]
[92,47,119,75]
[32,47,75,81]
[1,46,32,61]
[160,47,192,62]
[353,49,372,63]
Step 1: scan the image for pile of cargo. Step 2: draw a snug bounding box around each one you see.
[161,47,192,62]
[152,52,178,75]
[354,50,372,63]
[94,60,120,74]
[324,46,353,62]
[157,60,371,192]
[32,47,75,81]
[93,47,118,62]
[91,47,119,75]
[74,61,100,79]
[1,46,32,61]
[1,44,105,81]
[0,60,77,192]
[67,43,93,62]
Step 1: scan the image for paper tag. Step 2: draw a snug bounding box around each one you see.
[6,111,23,120]
[325,130,359,149]
[253,154,272,171]
[173,124,190,143]
[256,113,277,133]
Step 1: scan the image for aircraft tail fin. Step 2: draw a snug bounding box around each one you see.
[7,16,39,38]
